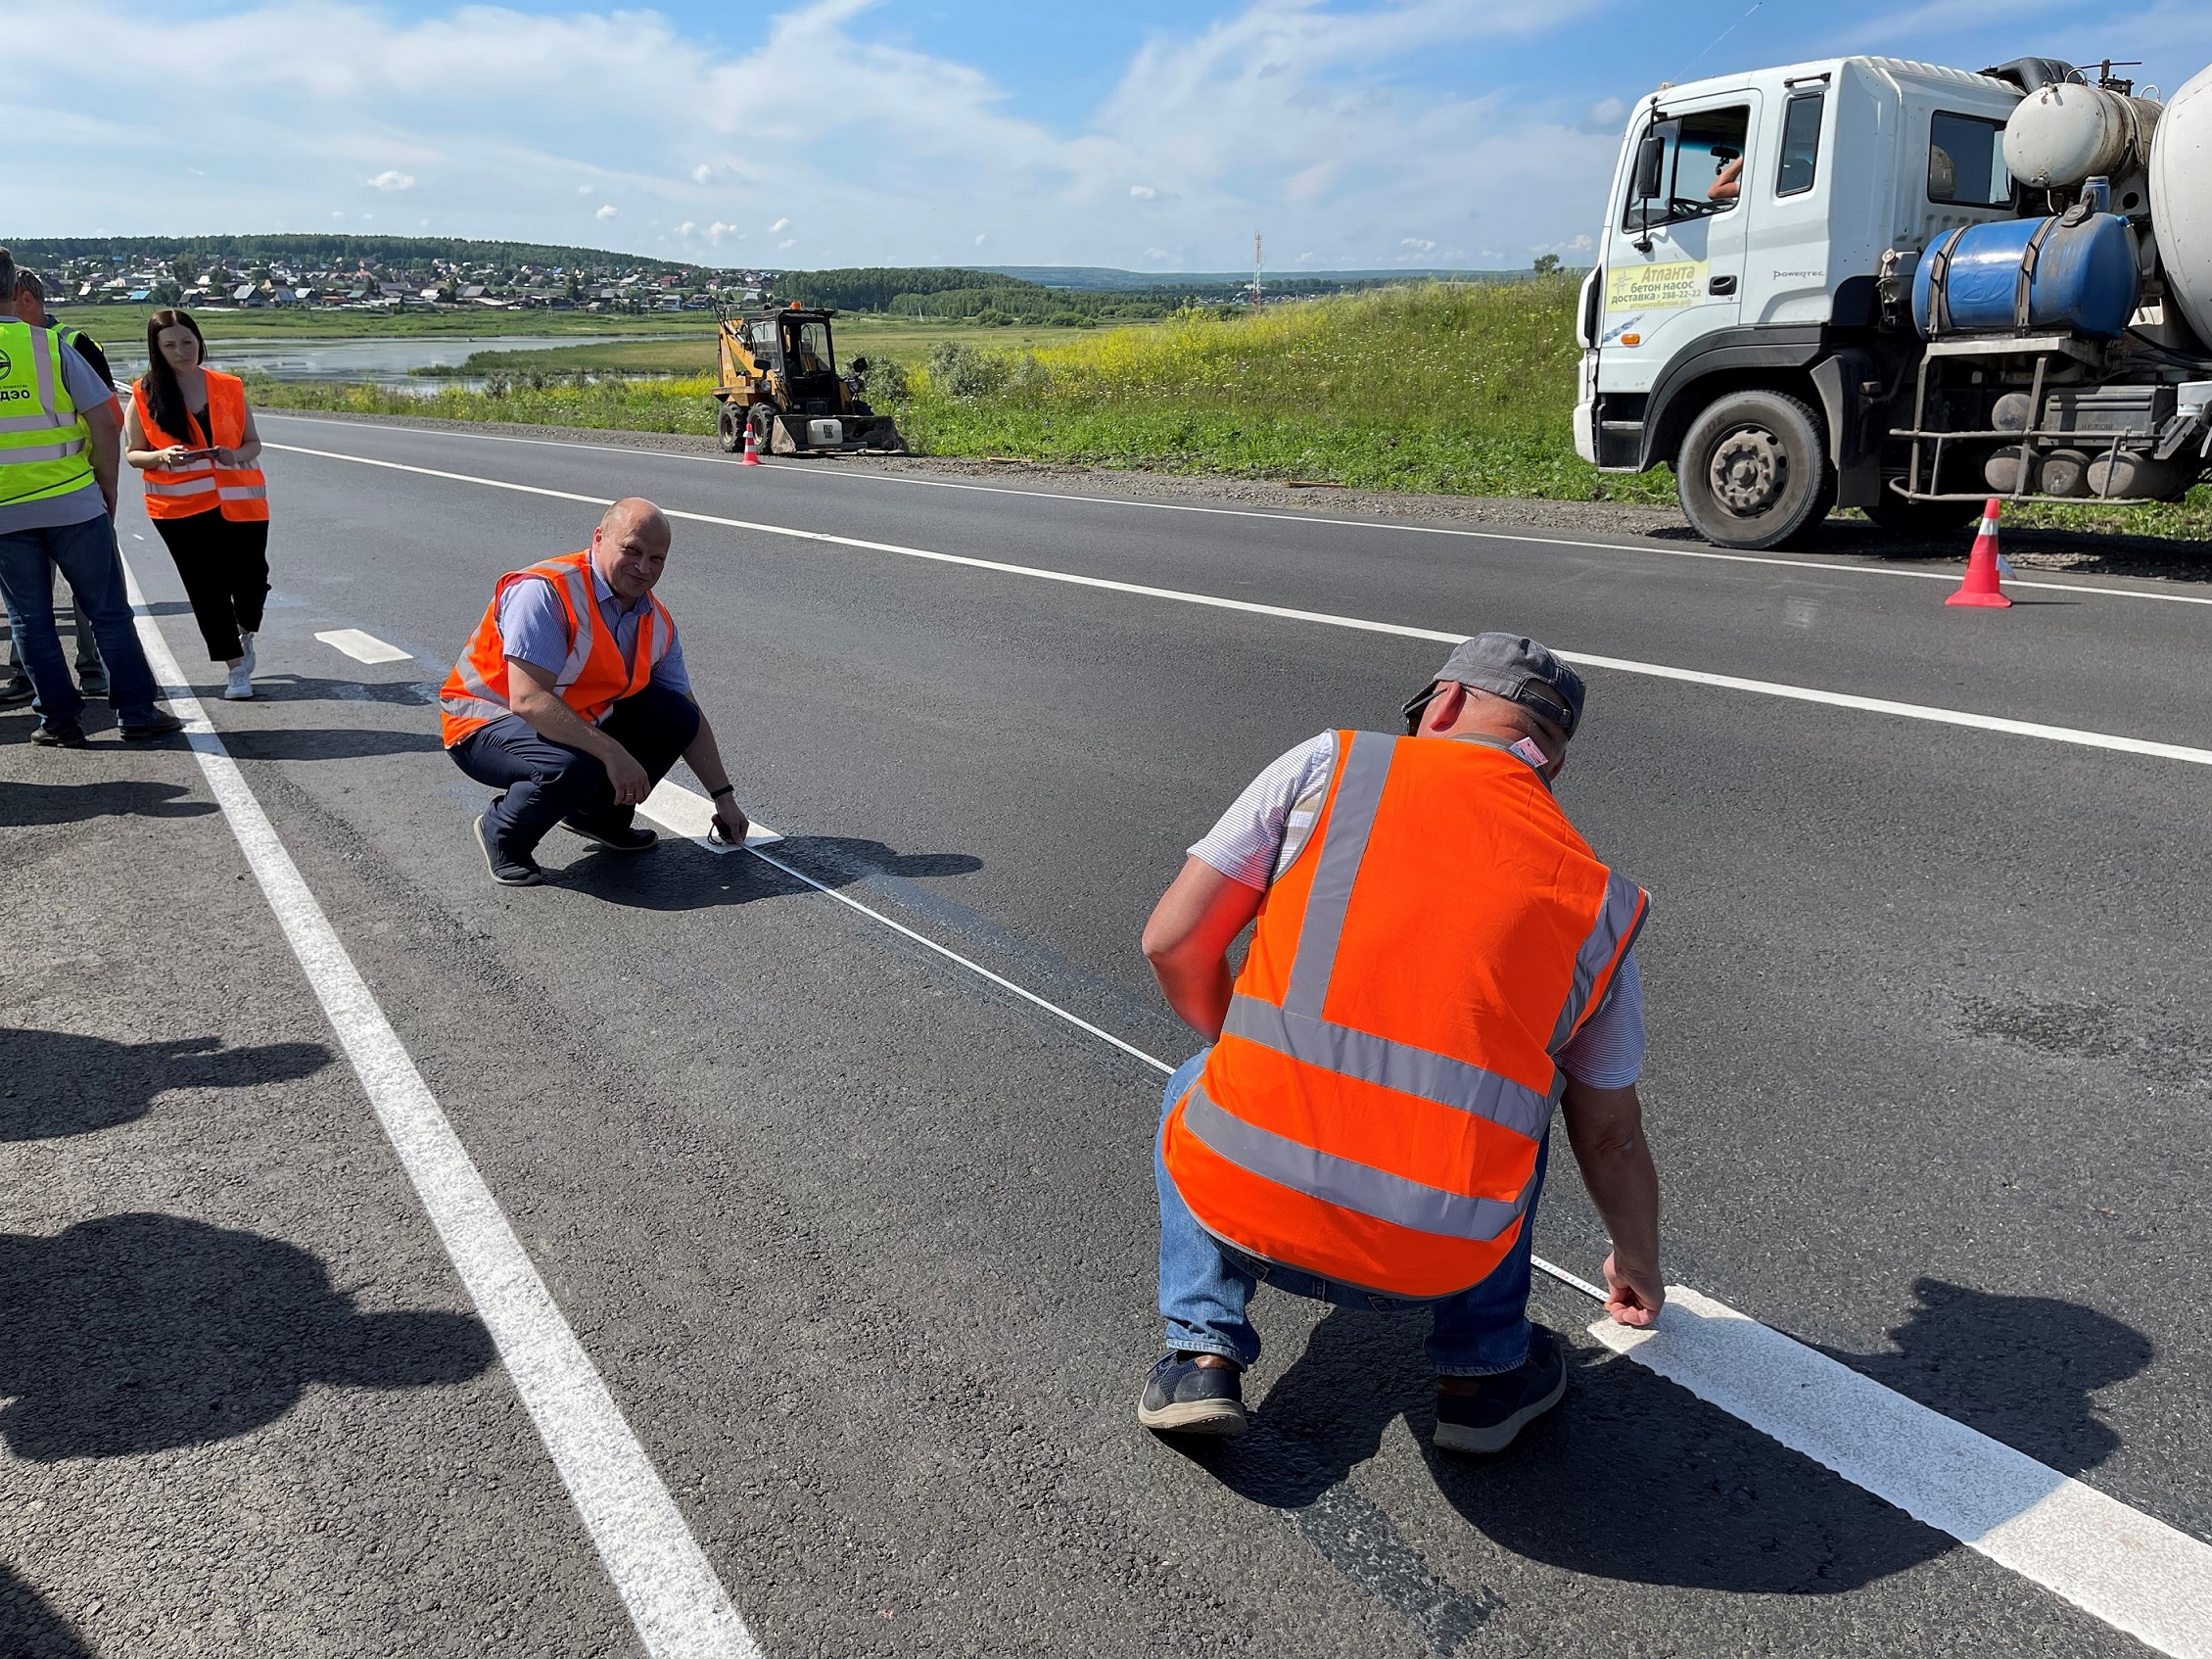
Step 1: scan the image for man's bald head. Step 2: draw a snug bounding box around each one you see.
[589,497,673,602]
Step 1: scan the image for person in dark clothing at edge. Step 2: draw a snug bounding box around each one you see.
[0,265,115,706]
[122,308,272,702]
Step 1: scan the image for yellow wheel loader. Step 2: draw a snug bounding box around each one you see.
[711,303,906,456]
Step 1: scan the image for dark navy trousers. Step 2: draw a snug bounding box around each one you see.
[448,683,700,858]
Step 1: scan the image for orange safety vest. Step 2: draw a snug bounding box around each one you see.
[439,549,674,748]
[131,370,269,522]
[1161,731,1649,1301]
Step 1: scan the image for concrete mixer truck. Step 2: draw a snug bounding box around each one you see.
[1572,54,2212,547]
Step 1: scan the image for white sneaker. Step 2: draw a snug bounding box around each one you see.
[237,631,258,678]
[222,663,254,700]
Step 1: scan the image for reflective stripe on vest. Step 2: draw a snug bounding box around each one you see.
[132,371,269,522]
[0,322,96,508]
[437,550,674,748]
[1162,729,1649,1300]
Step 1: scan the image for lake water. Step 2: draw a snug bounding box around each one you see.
[104,334,650,394]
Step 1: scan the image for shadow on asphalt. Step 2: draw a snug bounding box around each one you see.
[562,832,983,911]
[0,1564,90,1659]
[0,1213,494,1460]
[218,726,447,761]
[0,1029,332,1140]
[0,779,215,827]
[1176,1279,2151,1601]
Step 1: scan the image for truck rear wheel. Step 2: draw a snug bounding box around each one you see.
[1676,391,1835,550]
[715,402,742,453]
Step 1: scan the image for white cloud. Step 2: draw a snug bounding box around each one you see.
[596,204,617,219]
[11,0,1644,265]
[1400,237,1436,252]
[974,233,986,244]
[677,220,695,234]
[366,168,415,191]
[707,220,740,243]
[778,237,797,250]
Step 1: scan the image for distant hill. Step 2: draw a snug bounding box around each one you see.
[977,265,1531,291]
[5,232,711,275]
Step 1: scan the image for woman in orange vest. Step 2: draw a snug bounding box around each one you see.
[1137,634,1664,1454]
[122,308,271,701]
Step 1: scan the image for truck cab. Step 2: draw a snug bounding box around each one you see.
[1575,54,2210,547]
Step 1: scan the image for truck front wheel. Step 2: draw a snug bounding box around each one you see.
[1675,391,1835,550]
[715,402,743,453]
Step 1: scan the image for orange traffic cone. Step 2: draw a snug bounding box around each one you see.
[1946,498,2011,608]
[740,421,763,466]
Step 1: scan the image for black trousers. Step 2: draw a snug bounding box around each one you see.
[153,510,269,662]
[447,684,701,858]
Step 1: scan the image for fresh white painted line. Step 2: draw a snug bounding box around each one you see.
[1594,1289,2212,1659]
[259,413,2212,608]
[636,778,783,853]
[619,776,2212,1652]
[120,557,760,1659]
[314,627,415,665]
[265,441,2212,770]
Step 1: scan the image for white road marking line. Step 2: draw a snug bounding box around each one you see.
[1596,1289,2212,1659]
[628,774,2212,1655]
[259,413,2212,608]
[264,441,2212,769]
[121,558,761,1659]
[640,778,1173,1074]
[314,627,415,665]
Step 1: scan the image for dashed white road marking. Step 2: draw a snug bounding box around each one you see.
[635,772,2212,1657]
[121,556,761,1659]
[259,412,2212,608]
[314,627,415,665]
[265,441,2212,770]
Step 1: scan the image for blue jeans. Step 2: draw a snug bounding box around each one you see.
[448,682,701,859]
[1154,1050,1548,1377]
[0,513,159,725]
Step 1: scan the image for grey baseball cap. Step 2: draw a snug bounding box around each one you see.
[1401,633,1586,737]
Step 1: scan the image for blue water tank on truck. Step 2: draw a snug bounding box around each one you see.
[1572,54,2212,549]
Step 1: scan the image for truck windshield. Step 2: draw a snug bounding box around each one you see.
[1928,112,2012,207]
[1621,105,1751,231]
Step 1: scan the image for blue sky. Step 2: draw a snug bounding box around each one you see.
[22,1,2212,270]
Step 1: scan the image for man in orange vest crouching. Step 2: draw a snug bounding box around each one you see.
[1139,634,1662,1452]
[441,498,750,886]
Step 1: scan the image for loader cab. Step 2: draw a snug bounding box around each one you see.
[776,310,842,415]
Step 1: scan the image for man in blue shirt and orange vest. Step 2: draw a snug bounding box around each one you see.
[440,497,750,886]
[1139,634,1663,1453]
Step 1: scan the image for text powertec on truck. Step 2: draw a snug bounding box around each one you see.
[1573,54,2212,548]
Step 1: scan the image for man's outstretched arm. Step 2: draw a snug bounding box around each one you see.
[1142,856,1266,1039]
[1560,1077,1665,1327]
[681,709,749,842]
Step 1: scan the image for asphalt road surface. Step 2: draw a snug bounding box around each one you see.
[5,412,2209,1658]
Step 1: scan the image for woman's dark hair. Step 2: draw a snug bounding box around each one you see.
[142,309,207,440]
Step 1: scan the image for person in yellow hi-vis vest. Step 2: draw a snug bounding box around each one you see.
[0,247,181,748]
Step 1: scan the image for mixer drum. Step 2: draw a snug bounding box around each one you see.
[2149,63,2212,349]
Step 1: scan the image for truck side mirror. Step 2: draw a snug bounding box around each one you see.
[1632,134,1667,202]
[851,356,870,373]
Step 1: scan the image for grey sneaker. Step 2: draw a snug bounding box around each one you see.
[564,815,656,852]
[0,674,33,708]
[30,718,88,748]
[119,711,186,740]
[76,665,108,698]
[1138,1353,1248,1437]
[1434,1327,1567,1454]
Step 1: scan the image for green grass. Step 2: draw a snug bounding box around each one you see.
[229,280,2210,536]
[422,315,1124,378]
